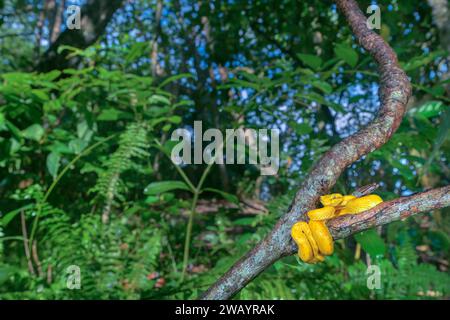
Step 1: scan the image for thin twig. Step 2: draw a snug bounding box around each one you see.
[20,211,36,276]
[47,264,53,285]
[32,240,44,277]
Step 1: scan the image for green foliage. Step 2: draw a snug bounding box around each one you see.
[354,229,386,259]
[144,181,192,195]
[90,122,150,214]
[334,43,359,68]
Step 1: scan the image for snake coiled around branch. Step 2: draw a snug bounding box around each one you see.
[291,193,383,263]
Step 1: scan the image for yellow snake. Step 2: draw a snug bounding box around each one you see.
[291,193,383,264]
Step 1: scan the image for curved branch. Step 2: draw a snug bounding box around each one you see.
[200,0,412,300]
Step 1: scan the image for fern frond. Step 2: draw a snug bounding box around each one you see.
[90,122,149,222]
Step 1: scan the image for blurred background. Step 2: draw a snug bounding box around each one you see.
[0,0,449,299]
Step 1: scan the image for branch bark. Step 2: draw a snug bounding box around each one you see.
[34,0,51,61]
[200,0,415,300]
[151,0,163,77]
[50,0,65,43]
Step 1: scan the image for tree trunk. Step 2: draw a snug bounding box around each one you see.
[36,0,125,72]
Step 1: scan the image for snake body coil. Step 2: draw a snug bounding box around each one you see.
[291,193,383,264]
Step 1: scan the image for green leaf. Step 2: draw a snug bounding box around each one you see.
[203,188,240,205]
[40,70,61,81]
[401,50,445,72]
[2,72,32,83]
[146,106,171,117]
[162,123,172,132]
[97,108,132,121]
[125,42,149,63]
[22,124,44,141]
[144,195,160,204]
[168,115,182,124]
[49,141,73,154]
[68,139,88,154]
[158,73,194,88]
[144,181,192,195]
[43,100,62,112]
[334,43,359,68]
[408,101,444,118]
[422,107,450,175]
[46,152,61,179]
[148,95,171,106]
[297,54,322,70]
[57,45,83,55]
[0,264,17,285]
[354,229,386,258]
[288,121,313,135]
[223,78,260,90]
[0,204,33,227]
[430,85,445,97]
[428,231,450,251]
[31,89,50,101]
[5,121,22,139]
[233,217,256,226]
[311,80,332,94]
[390,159,414,181]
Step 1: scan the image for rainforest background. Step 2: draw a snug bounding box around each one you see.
[0,0,449,299]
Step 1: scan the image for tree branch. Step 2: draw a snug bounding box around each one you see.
[200,0,414,300]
